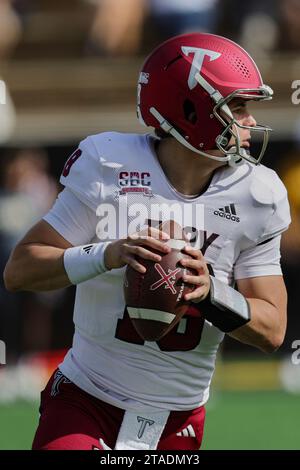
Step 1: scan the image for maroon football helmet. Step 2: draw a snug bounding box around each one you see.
[137,33,273,166]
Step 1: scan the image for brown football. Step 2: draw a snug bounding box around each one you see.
[123,221,196,341]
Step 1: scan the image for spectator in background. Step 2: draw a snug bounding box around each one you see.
[0,0,20,144]
[0,80,16,144]
[84,0,220,57]
[149,0,219,41]
[280,158,300,263]
[277,0,300,52]
[232,0,300,60]
[0,149,58,251]
[0,150,60,361]
[85,0,147,56]
[0,0,22,60]
[216,1,278,62]
[279,157,300,351]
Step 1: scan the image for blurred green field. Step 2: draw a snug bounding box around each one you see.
[202,391,300,450]
[0,391,299,450]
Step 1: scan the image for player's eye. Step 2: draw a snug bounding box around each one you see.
[231,104,248,117]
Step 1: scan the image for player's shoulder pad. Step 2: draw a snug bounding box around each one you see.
[250,165,286,205]
[251,165,291,241]
[60,132,116,211]
[60,132,143,210]
[86,131,143,156]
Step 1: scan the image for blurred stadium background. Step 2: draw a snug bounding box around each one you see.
[0,0,300,450]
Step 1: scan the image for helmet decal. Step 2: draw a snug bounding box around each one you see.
[181,46,221,90]
[139,72,150,85]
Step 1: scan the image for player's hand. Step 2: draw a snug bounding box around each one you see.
[180,246,211,302]
[104,227,171,273]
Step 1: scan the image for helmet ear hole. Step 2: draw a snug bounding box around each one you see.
[183,99,197,125]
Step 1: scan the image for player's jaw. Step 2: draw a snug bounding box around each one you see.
[227,129,252,150]
[223,99,257,152]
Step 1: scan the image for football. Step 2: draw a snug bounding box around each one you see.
[123,221,196,341]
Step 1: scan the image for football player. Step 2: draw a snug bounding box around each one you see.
[4,33,291,450]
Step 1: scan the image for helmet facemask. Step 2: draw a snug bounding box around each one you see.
[212,85,273,166]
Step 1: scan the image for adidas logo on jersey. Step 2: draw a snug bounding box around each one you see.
[214,204,240,223]
[176,424,196,438]
[82,245,93,254]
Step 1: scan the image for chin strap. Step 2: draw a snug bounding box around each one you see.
[227,147,249,167]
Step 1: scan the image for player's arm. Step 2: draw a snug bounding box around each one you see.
[3,187,171,293]
[181,237,288,353]
[3,220,73,292]
[3,221,170,293]
[228,275,287,353]
[4,186,95,292]
[182,254,287,353]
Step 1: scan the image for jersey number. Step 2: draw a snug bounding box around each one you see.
[115,307,205,352]
[62,149,82,177]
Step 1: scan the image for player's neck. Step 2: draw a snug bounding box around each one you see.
[156,138,225,196]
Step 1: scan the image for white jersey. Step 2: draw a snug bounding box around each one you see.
[44,132,291,412]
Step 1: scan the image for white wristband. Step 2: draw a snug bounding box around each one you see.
[64,242,111,285]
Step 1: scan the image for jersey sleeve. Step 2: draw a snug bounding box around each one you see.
[234,235,282,279]
[60,136,102,212]
[43,188,99,246]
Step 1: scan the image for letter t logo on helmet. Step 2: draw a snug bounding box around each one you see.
[181,47,221,90]
[137,32,273,166]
